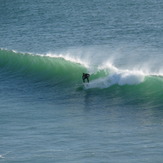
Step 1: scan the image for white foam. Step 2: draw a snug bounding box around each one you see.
[85,69,145,89]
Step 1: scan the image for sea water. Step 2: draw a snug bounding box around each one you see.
[0,0,163,162]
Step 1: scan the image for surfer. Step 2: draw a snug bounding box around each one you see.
[82,73,90,83]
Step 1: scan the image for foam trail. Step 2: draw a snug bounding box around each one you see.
[0,152,11,159]
[0,155,4,159]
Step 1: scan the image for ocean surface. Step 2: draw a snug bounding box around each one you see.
[0,0,163,162]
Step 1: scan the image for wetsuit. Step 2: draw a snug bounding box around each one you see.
[82,73,90,83]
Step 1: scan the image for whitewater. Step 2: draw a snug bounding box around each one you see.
[1,0,163,162]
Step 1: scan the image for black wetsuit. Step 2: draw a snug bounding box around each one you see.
[82,73,90,83]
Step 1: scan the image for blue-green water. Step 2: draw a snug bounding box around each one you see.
[0,0,163,162]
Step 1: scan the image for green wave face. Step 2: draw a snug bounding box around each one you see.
[0,49,87,83]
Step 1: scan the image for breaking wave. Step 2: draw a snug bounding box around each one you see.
[1,49,163,94]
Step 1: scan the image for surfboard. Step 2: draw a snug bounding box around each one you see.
[76,83,89,90]
[83,83,90,89]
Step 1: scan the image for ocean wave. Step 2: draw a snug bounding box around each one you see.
[1,49,163,93]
